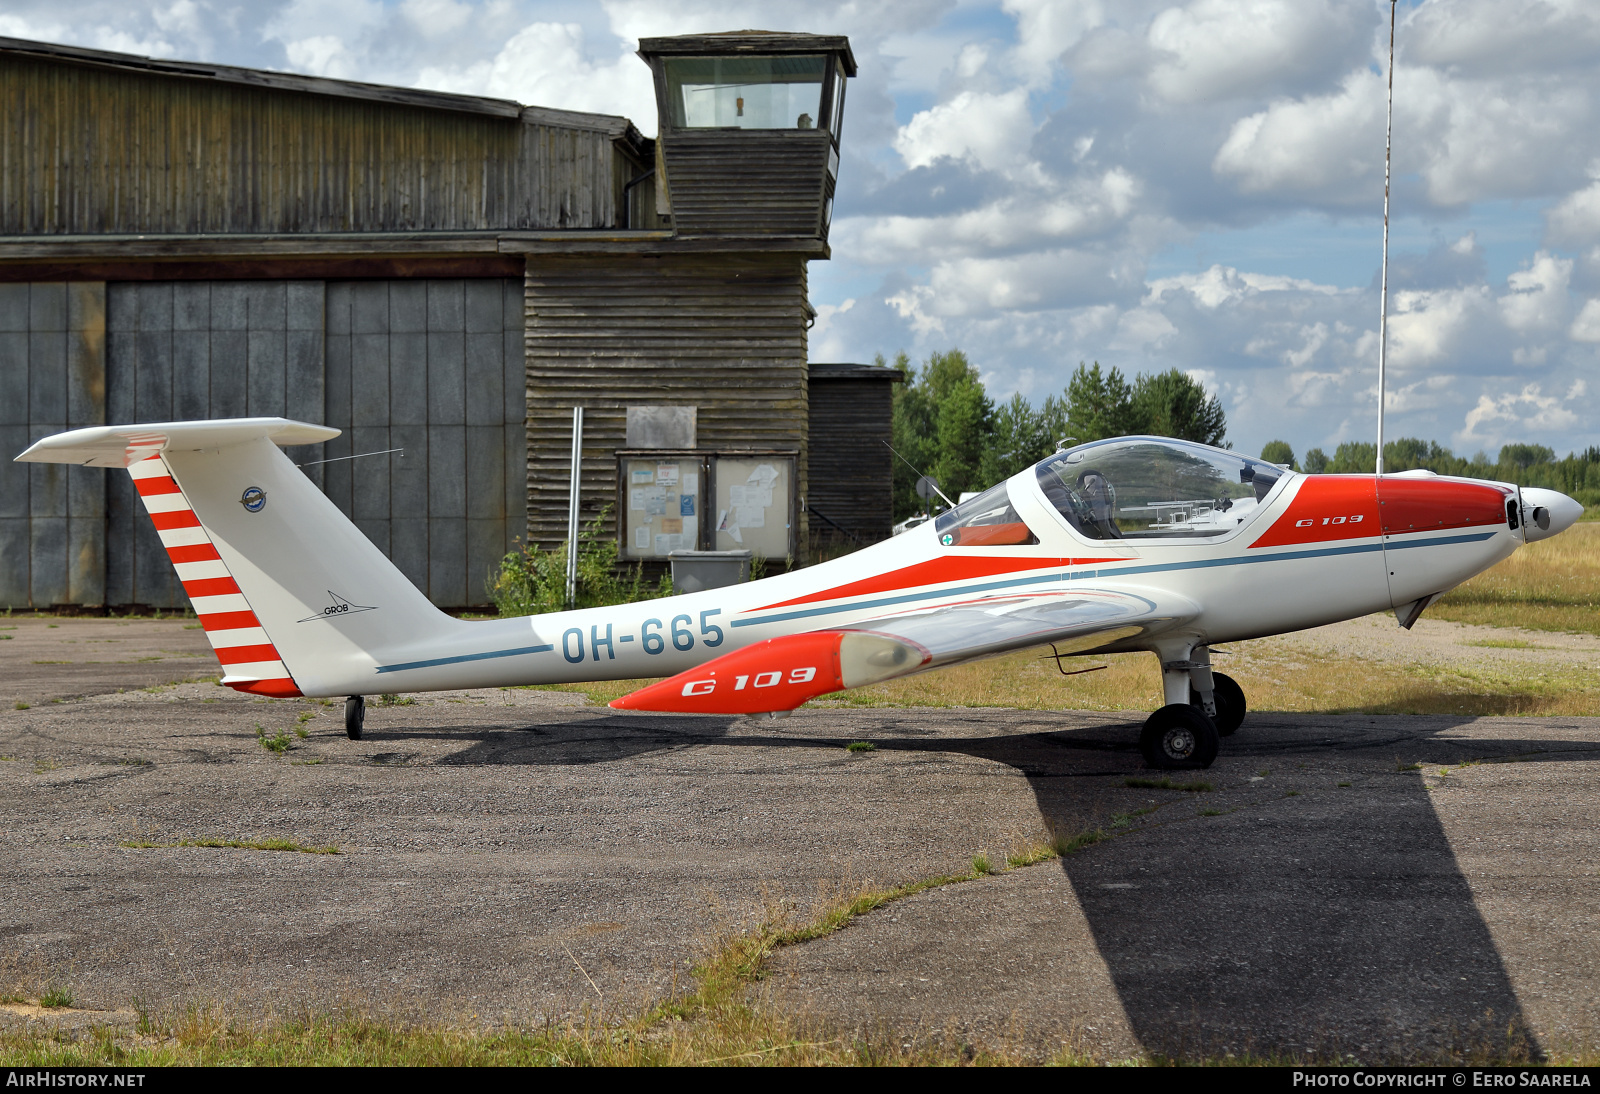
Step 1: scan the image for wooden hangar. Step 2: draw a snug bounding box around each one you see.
[0,30,901,613]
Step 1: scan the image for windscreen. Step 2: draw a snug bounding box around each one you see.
[933,482,1039,547]
[1035,438,1284,541]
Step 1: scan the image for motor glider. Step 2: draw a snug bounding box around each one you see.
[15,419,1581,769]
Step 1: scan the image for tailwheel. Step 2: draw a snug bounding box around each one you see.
[1141,704,1219,770]
[1193,672,1246,737]
[345,695,365,740]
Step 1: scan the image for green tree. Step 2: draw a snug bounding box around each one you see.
[1499,443,1556,474]
[889,351,1233,520]
[1062,362,1137,442]
[889,349,993,518]
[1260,440,1297,470]
[1302,447,1329,474]
[925,349,994,499]
[1327,441,1377,473]
[1130,369,1228,447]
[983,392,1063,484]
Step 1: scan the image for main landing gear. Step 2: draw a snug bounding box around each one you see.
[345,695,365,740]
[1139,647,1246,770]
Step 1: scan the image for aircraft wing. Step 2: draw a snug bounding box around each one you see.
[610,587,1195,715]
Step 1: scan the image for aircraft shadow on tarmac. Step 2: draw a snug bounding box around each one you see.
[413,712,1587,1060]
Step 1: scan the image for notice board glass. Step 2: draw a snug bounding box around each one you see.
[712,456,794,560]
[621,455,705,560]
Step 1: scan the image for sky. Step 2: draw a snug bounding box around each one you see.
[4,0,1600,461]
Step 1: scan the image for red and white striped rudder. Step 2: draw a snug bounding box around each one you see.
[129,454,300,697]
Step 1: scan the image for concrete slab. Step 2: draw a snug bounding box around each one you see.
[1,619,1597,1062]
[0,616,216,708]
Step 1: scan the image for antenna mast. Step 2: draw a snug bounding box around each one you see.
[1376,0,1397,477]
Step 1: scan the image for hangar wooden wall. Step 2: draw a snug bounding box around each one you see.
[0,43,651,235]
[523,253,811,551]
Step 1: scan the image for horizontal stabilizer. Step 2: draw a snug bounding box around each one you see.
[610,629,931,714]
[14,418,339,468]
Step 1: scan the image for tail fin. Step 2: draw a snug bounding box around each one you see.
[17,418,460,697]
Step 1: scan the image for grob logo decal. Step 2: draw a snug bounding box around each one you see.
[239,486,267,512]
[297,590,378,623]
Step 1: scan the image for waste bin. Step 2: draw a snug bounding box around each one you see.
[668,549,752,593]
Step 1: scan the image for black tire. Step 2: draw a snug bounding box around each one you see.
[344,695,365,741]
[1193,672,1246,737]
[1141,704,1219,770]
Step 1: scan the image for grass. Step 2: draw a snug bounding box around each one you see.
[538,640,1600,721]
[1109,806,1160,830]
[13,701,28,710]
[1,829,1118,1066]
[1433,522,1600,636]
[37,987,73,1009]
[256,724,294,754]
[844,740,875,753]
[119,838,340,855]
[377,694,415,707]
[1125,777,1212,793]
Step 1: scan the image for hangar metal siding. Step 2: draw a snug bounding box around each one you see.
[0,52,628,235]
[523,255,810,552]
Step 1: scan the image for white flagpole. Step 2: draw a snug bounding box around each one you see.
[1376,0,1397,477]
[566,406,584,607]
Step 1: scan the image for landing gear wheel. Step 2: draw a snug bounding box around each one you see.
[344,695,365,741]
[1193,672,1246,737]
[1141,704,1219,770]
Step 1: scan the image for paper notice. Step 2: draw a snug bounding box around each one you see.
[656,462,679,486]
[634,526,649,549]
[630,488,645,512]
[726,525,742,544]
[645,487,667,516]
[737,505,765,529]
[661,517,683,535]
[751,463,778,488]
[683,471,698,494]
[754,486,773,508]
[680,493,695,517]
[654,533,670,556]
[728,484,746,508]
[631,467,654,485]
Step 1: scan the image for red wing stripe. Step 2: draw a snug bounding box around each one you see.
[214,644,282,666]
[183,576,241,599]
[150,510,201,530]
[165,543,221,564]
[757,555,1116,611]
[199,610,260,632]
[135,476,183,497]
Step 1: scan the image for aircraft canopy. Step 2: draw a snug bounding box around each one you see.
[1035,437,1286,541]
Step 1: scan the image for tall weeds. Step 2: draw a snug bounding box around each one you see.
[487,509,674,617]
